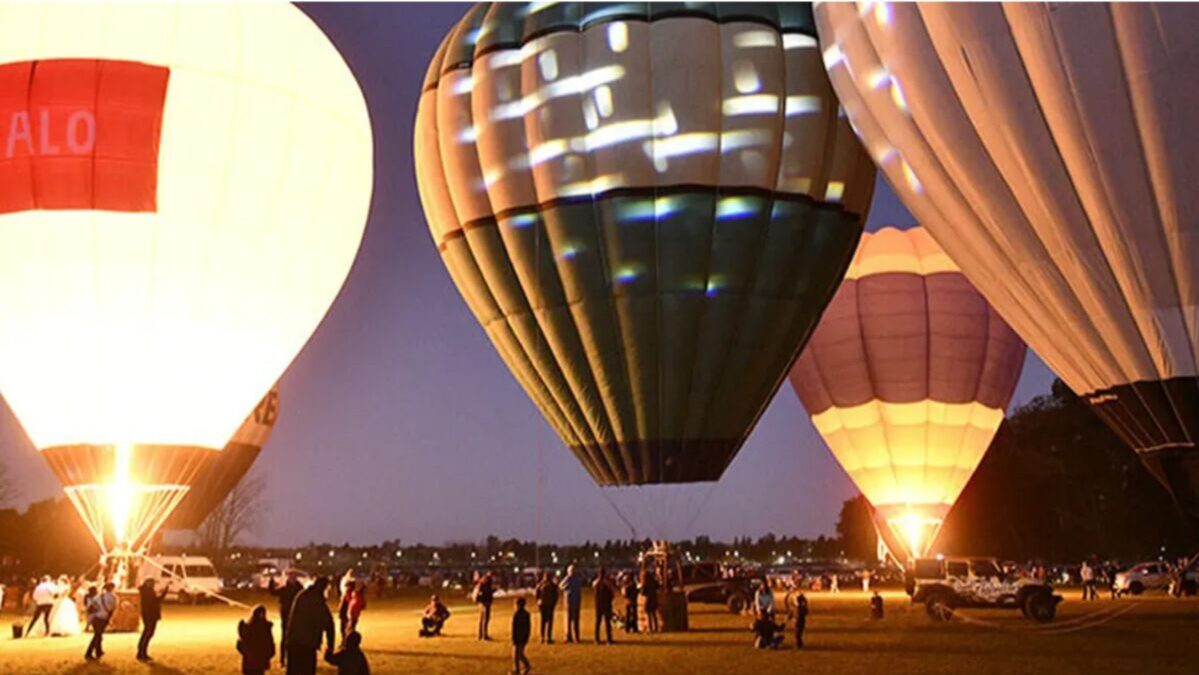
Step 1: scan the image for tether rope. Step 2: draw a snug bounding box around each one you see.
[139,555,251,609]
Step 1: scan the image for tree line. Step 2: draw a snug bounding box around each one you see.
[837,379,1195,563]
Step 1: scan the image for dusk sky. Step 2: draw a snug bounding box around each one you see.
[0,3,1056,547]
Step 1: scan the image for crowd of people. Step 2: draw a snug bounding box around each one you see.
[10,553,1184,672]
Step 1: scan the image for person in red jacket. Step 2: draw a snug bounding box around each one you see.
[345,584,366,642]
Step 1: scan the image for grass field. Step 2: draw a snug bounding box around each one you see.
[1,589,1196,674]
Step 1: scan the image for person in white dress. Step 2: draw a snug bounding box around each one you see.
[46,575,82,637]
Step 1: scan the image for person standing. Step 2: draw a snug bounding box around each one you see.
[84,583,116,661]
[137,577,169,661]
[238,605,276,675]
[559,564,583,643]
[753,578,776,618]
[592,567,616,645]
[535,572,559,643]
[473,571,495,641]
[870,591,884,620]
[347,583,365,638]
[511,597,532,675]
[621,572,639,634]
[285,576,335,675]
[26,575,55,637]
[793,592,808,650]
[270,571,303,668]
[1080,561,1096,601]
[640,568,660,633]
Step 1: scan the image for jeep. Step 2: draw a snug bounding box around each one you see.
[908,556,1061,623]
[678,561,755,614]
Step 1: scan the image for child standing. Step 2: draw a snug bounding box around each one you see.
[511,597,531,675]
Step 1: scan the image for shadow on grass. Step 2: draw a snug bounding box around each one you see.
[369,648,508,663]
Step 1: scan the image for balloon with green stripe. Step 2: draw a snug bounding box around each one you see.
[415,2,875,489]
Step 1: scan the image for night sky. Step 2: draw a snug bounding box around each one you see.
[0,3,1056,547]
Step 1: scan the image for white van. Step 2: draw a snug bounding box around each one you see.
[140,555,222,603]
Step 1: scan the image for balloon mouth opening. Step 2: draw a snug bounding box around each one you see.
[882,510,944,560]
[46,443,209,554]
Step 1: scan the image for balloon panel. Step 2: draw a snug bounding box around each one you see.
[0,59,167,213]
[0,3,372,451]
[814,3,1199,518]
[166,387,280,530]
[417,2,875,486]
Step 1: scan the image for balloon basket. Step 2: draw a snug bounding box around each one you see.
[108,590,142,633]
[639,541,690,632]
[660,590,689,632]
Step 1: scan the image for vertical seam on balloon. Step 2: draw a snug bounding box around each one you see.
[1004,6,1151,395]
[957,274,994,507]
[686,20,733,483]
[575,24,641,486]
[1035,5,1173,448]
[515,33,622,485]
[649,18,664,485]
[1107,5,1194,451]
[919,249,933,508]
[557,28,634,485]
[855,271,901,508]
[1106,5,1193,390]
[896,3,1108,395]
[709,28,806,483]
[461,28,605,481]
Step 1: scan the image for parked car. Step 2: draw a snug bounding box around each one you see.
[139,555,222,603]
[251,564,311,591]
[1113,561,1198,596]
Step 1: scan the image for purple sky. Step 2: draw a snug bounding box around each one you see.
[0,3,1055,547]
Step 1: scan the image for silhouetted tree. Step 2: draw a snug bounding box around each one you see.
[0,460,16,508]
[835,495,877,563]
[198,474,267,561]
[938,380,1192,561]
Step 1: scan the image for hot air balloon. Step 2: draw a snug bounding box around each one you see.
[414,2,875,536]
[0,4,372,560]
[790,227,1026,560]
[165,387,280,531]
[815,2,1199,530]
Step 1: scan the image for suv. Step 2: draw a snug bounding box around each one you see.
[1114,560,1199,596]
[908,557,1060,623]
[139,555,222,603]
[678,562,755,614]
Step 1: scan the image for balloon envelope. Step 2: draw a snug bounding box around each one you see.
[790,227,1025,560]
[415,2,875,490]
[816,2,1199,527]
[0,3,373,552]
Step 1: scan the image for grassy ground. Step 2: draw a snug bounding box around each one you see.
[1,589,1195,674]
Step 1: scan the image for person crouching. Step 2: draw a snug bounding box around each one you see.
[751,610,784,650]
[419,595,451,637]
